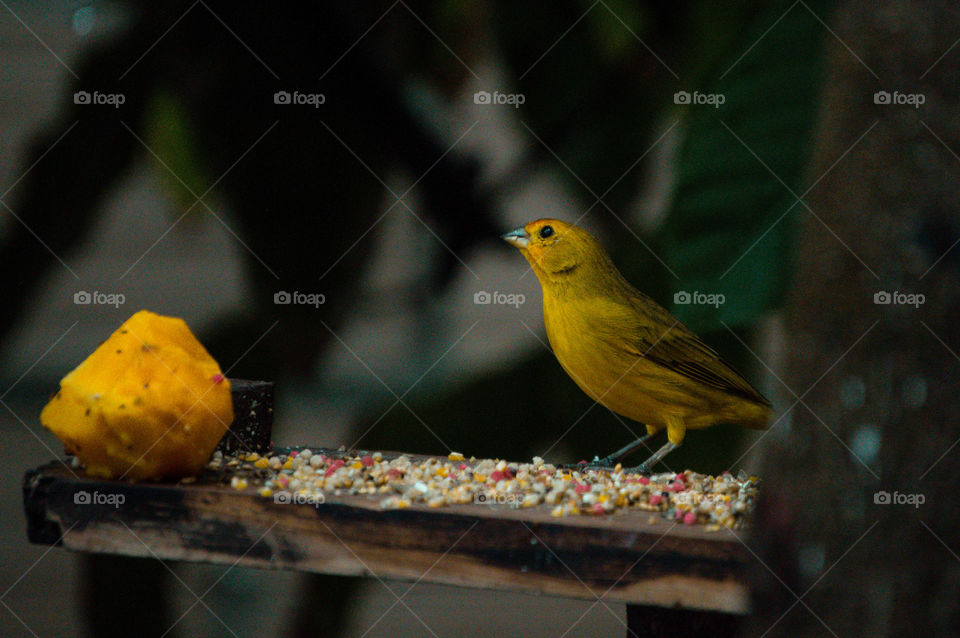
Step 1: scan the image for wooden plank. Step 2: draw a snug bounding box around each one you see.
[22,459,751,614]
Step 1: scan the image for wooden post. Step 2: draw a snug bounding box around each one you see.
[626,603,739,637]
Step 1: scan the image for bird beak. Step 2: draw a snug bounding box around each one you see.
[501,227,530,248]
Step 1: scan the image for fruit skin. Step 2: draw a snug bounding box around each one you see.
[40,310,233,480]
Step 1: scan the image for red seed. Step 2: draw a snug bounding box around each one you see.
[386,468,403,479]
[361,455,374,467]
[490,470,505,482]
[591,503,605,515]
[683,512,697,525]
[211,374,225,384]
[458,463,468,470]
[639,476,650,485]
[649,494,663,506]
[324,459,345,477]
[574,483,590,494]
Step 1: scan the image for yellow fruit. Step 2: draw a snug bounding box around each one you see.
[40,310,233,480]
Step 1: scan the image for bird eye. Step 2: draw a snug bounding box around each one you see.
[539,225,554,239]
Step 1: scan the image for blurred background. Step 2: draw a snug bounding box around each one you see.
[3,1,958,636]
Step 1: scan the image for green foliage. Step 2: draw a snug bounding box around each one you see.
[663,0,833,331]
[143,89,212,217]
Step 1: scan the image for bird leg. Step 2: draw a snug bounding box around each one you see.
[562,431,657,470]
[630,441,679,474]
[629,414,685,474]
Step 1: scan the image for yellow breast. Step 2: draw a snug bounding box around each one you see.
[542,292,738,430]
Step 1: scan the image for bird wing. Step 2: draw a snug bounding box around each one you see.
[611,293,771,406]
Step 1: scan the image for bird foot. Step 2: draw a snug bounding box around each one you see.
[622,463,650,475]
[559,456,619,472]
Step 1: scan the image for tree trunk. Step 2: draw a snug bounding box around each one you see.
[745,2,960,636]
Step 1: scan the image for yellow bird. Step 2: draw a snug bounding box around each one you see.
[502,219,771,472]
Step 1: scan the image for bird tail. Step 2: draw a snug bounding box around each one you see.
[738,400,774,430]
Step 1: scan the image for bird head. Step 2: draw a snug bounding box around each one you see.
[501,219,615,289]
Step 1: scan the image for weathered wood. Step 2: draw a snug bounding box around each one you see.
[23,458,751,614]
